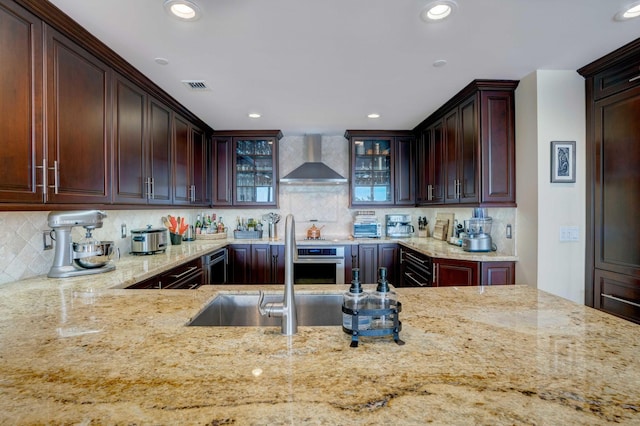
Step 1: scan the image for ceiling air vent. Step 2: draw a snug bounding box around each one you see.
[181,80,211,91]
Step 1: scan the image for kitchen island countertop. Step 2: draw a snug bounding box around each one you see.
[0,275,637,424]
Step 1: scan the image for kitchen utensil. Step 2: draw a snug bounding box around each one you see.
[306,224,324,239]
[436,212,455,240]
[433,219,449,241]
[162,216,172,230]
[74,240,114,268]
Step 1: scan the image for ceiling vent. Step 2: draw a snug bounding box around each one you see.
[181,80,211,91]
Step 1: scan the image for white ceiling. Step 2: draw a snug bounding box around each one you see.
[49,0,640,135]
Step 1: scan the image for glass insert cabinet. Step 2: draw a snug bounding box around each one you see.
[352,138,393,204]
[212,131,282,207]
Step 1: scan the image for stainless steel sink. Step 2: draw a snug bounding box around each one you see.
[188,293,343,327]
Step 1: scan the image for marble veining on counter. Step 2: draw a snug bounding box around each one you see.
[0,274,637,424]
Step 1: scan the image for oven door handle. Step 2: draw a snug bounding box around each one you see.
[295,258,344,264]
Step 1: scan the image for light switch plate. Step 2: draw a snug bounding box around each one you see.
[559,226,579,242]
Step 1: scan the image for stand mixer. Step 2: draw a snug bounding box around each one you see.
[48,210,116,278]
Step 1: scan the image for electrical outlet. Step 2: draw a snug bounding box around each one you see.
[559,226,579,242]
[42,231,53,250]
[506,224,512,239]
[121,223,127,239]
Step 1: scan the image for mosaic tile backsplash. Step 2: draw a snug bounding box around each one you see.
[0,135,515,285]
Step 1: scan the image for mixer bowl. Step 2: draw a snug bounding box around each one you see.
[73,240,114,269]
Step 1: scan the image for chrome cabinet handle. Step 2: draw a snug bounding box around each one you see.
[405,252,428,265]
[169,266,198,279]
[433,263,439,286]
[601,293,640,308]
[36,158,47,199]
[629,75,640,83]
[404,272,427,287]
[49,160,59,194]
[427,184,433,201]
[190,184,196,202]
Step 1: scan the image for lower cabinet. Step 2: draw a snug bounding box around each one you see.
[357,243,399,285]
[127,258,203,289]
[434,258,515,287]
[228,244,283,284]
[594,269,640,325]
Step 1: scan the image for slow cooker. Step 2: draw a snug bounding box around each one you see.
[131,226,168,255]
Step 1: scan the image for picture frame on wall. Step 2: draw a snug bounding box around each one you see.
[550,141,576,183]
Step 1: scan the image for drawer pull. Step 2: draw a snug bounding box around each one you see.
[404,272,428,287]
[169,266,199,279]
[405,252,427,265]
[629,74,640,83]
[601,293,640,309]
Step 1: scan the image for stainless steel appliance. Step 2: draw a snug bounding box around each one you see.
[47,210,116,278]
[131,226,168,255]
[461,209,495,252]
[353,210,381,238]
[202,248,227,284]
[386,214,414,238]
[294,245,345,284]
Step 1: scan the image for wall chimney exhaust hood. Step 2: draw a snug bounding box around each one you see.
[280,135,348,185]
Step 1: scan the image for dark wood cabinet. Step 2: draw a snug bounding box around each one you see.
[45,24,112,204]
[228,243,283,284]
[579,38,640,323]
[0,0,43,204]
[0,0,213,209]
[212,131,282,207]
[251,244,272,284]
[356,243,399,285]
[271,244,285,284]
[192,126,209,206]
[414,80,518,207]
[417,121,445,205]
[173,114,191,205]
[434,258,479,287]
[228,244,251,284]
[127,258,203,290]
[481,261,515,286]
[346,130,415,207]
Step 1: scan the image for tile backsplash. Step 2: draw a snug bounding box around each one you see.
[0,135,515,285]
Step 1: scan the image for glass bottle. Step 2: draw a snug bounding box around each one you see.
[342,269,370,331]
[370,267,397,329]
[194,214,202,235]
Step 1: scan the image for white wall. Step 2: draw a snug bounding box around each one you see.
[515,70,586,303]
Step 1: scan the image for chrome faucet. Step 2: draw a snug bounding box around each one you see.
[258,214,298,335]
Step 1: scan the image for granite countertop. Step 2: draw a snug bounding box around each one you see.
[0,271,638,424]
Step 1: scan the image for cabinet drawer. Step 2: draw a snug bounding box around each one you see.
[595,269,640,324]
[593,61,640,100]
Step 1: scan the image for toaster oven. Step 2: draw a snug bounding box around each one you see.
[353,222,382,238]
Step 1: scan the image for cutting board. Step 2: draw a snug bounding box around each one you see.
[432,219,449,241]
[436,212,455,240]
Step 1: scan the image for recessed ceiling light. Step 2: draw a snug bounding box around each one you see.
[154,57,169,65]
[164,0,201,21]
[248,113,261,119]
[420,0,457,22]
[615,1,640,21]
[433,59,448,67]
[367,113,380,119]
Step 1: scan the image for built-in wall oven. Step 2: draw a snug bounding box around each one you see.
[294,245,345,284]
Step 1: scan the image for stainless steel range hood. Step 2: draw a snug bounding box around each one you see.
[280,135,348,185]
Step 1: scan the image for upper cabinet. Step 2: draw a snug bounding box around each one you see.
[414,80,518,207]
[212,131,282,207]
[0,0,212,208]
[345,130,415,207]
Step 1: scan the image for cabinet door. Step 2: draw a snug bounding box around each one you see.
[191,126,209,206]
[45,25,111,204]
[480,91,516,204]
[394,137,415,205]
[358,244,379,284]
[173,114,192,205]
[594,88,640,279]
[213,137,233,206]
[594,269,640,324]
[113,75,147,204]
[481,261,515,285]
[271,245,285,284]
[435,258,479,286]
[426,121,445,204]
[443,109,459,203]
[0,1,43,203]
[233,137,277,206]
[351,137,394,206]
[251,244,271,284]
[458,96,479,203]
[228,245,251,284]
[148,99,172,204]
[378,243,399,286]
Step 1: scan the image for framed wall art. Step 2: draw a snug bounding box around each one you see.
[550,141,576,183]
